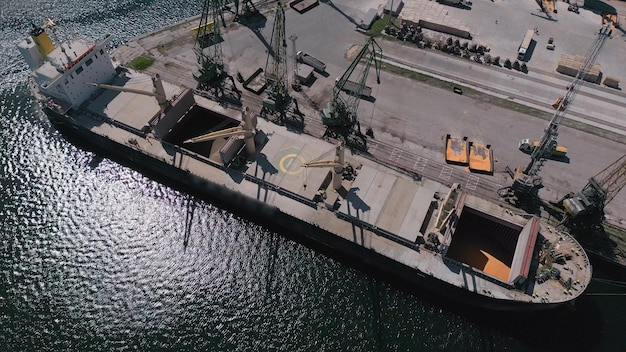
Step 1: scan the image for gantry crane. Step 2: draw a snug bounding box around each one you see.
[560,154,626,222]
[499,24,611,205]
[321,37,381,134]
[261,2,301,122]
[194,0,240,97]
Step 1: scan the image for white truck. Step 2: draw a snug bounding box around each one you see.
[296,51,326,73]
[517,29,534,61]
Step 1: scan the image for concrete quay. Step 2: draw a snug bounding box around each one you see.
[111,1,626,225]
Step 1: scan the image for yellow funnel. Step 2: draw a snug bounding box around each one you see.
[30,27,55,59]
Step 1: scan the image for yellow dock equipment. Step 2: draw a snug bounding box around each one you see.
[532,141,568,157]
[602,13,617,30]
[541,0,555,13]
[552,96,568,111]
[445,134,469,165]
[191,21,214,39]
[468,142,494,174]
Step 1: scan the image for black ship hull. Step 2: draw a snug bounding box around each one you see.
[44,107,566,312]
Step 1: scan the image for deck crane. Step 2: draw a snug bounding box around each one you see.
[184,106,257,156]
[301,142,345,191]
[194,0,240,97]
[261,2,301,121]
[321,37,381,134]
[499,24,612,205]
[560,154,626,223]
[87,74,169,112]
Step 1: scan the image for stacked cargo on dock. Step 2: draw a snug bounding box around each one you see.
[557,54,602,83]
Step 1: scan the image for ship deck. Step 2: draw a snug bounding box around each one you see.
[86,75,183,132]
[62,70,592,307]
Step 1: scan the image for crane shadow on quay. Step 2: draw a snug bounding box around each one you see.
[238,12,271,55]
[320,0,359,27]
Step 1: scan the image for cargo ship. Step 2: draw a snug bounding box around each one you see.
[17,21,592,310]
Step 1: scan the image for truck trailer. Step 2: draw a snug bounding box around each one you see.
[336,78,372,98]
[296,51,326,72]
[518,29,534,61]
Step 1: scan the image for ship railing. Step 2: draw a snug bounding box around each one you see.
[240,173,319,209]
[560,230,591,269]
[156,141,319,210]
[44,97,73,114]
[76,104,149,138]
[113,119,147,137]
[335,212,421,252]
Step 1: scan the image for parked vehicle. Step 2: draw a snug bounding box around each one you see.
[518,29,534,61]
[296,51,326,72]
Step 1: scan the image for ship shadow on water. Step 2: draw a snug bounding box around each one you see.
[358,261,606,352]
[51,122,607,352]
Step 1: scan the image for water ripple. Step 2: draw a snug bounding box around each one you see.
[1,1,620,352]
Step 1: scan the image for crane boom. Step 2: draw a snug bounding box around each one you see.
[321,37,381,130]
[184,107,256,154]
[301,142,345,191]
[302,161,342,168]
[87,74,168,111]
[507,24,612,200]
[264,2,288,96]
[184,126,247,143]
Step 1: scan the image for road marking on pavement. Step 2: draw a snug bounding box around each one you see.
[390,148,402,163]
[466,175,480,191]
[439,166,453,181]
[369,143,378,154]
[413,157,427,172]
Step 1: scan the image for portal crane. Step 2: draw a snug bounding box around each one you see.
[500,24,611,205]
[561,154,626,221]
[261,2,300,120]
[321,37,381,134]
[194,0,240,97]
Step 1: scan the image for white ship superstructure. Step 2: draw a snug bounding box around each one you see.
[17,22,116,108]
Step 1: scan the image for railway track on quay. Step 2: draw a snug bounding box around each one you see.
[238,87,507,205]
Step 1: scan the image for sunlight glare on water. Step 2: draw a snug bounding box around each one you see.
[0,1,623,351]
